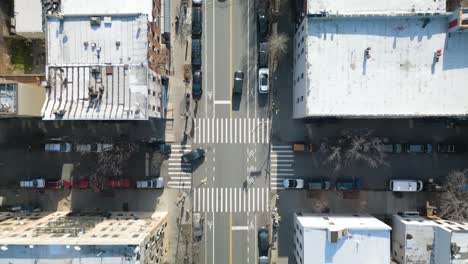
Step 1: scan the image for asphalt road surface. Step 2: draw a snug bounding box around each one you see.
[190,0,271,263]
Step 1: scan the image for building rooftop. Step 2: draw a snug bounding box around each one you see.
[307,0,447,15]
[14,0,43,33]
[295,213,391,264]
[302,15,468,117]
[43,14,150,120]
[59,0,153,21]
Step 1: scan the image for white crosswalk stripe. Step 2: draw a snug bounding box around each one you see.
[270,145,295,190]
[166,145,192,189]
[193,187,269,213]
[194,118,270,144]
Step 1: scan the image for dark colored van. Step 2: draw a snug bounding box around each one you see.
[192,7,202,37]
[233,71,244,95]
[192,39,201,68]
[258,42,268,67]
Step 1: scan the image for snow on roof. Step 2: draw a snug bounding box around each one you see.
[43,15,149,120]
[14,0,43,33]
[304,16,468,117]
[296,214,391,264]
[60,0,153,21]
[307,0,447,15]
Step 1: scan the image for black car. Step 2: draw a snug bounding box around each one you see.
[258,227,269,257]
[233,71,244,95]
[437,143,466,153]
[192,70,202,97]
[258,42,268,67]
[182,147,205,163]
[192,39,201,68]
[257,9,268,40]
[192,7,202,37]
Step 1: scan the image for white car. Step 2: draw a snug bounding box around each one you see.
[258,68,269,93]
[20,179,46,188]
[283,179,304,189]
[136,178,165,189]
[45,143,72,152]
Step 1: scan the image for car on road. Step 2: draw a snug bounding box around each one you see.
[193,212,203,241]
[76,143,113,153]
[20,179,45,188]
[192,7,202,37]
[106,178,131,188]
[192,39,201,68]
[283,179,304,189]
[192,70,202,97]
[233,71,244,95]
[437,143,466,153]
[45,143,72,152]
[258,68,269,94]
[258,227,269,258]
[403,143,433,153]
[382,143,403,153]
[307,180,331,190]
[335,178,362,190]
[389,179,423,192]
[73,179,100,189]
[257,8,268,40]
[192,0,202,6]
[292,143,313,152]
[259,256,269,264]
[258,42,268,67]
[182,148,206,163]
[46,179,71,189]
[136,178,164,189]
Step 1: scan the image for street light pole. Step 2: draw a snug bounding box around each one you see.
[176,177,207,207]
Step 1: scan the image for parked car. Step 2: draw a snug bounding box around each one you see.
[335,178,362,190]
[233,71,244,95]
[73,179,100,189]
[182,148,206,163]
[389,179,423,192]
[257,9,268,40]
[307,180,331,190]
[192,6,202,37]
[437,143,466,153]
[46,179,71,189]
[192,39,202,68]
[258,42,268,67]
[20,179,45,188]
[292,143,313,152]
[403,143,433,153]
[192,0,202,6]
[193,212,203,241]
[136,178,164,189]
[258,227,269,258]
[258,68,269,93]
[259,256,269,264]
[45,143,72,152]
[106,178,131,188]
[192,70,202,97]
[283,179,304,189]
[76,143,113,153]
[382,143,403,153]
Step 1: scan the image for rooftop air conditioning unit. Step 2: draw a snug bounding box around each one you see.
[90,16,101,26]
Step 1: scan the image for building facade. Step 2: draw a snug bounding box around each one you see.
[293,213,391,264]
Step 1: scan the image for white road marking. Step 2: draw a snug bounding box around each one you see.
[214,100,231,104]
[232,226,249,231]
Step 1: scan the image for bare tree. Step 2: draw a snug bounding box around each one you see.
[439,170,468,221]
[267,32,289,72]
[320,131,388,172]
[95,141,138,183]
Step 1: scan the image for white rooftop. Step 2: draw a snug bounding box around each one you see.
[303,16,468,117]
[60,0,153,21]
[43,15,149,120]
[307,0,447,15]
[14,0,43,33]
[296,214,391,264]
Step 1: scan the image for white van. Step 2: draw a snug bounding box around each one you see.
[389,179,423,192]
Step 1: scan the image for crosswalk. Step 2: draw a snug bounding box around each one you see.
[270,145,294,190]
[166,145,192,189]
[193,187,269,213]
[193,118,270,144]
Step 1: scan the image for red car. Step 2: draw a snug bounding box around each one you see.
[46,180,71,189]
[73,179,100,190]
[106,178,131,188]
